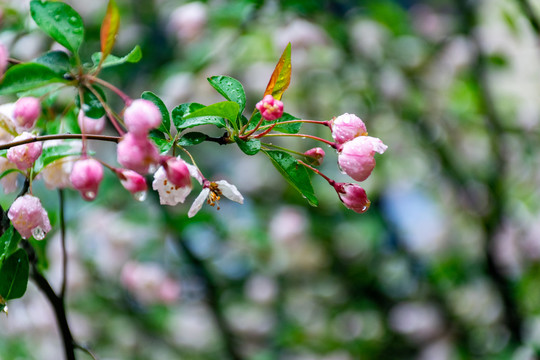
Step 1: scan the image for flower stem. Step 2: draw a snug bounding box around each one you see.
[86,75,133,106]
[297,159,335,186]
[85,85,126,136]
[259,133,337,148]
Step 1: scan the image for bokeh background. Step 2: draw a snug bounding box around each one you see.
[1,0,540,359]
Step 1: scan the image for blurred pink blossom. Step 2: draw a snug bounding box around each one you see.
[78,111,105,135]
[117,132,160,174]
[124,99,162,136]
[13,97,40,131]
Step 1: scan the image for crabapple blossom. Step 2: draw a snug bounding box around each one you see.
[152,161,201,206]
[0,44,8,76]
[117,132,160,174]
[8,194,51,240]
[188,179,243,217]
[330,113,367,144]
[78,111,106,135]
[162,156,191,188]
[117,169,147,197]
[13,97,41,131]
[168,2,208,43]
[256,95,284,121]
[70,158,104,201]
[0,157,18,193]
[333,182,371,213]
[40,140,82,189]
[337,135,387,182]
[124,99,162,136]
[7,132,42,170]
[304,147,325,166]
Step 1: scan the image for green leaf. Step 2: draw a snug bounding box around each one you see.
[142,91,170,134]
[34,144,82,173]
[263,150,318,206]
[30,0,84,54]
[207,76,246,114]
[183,101,239,129]
[75,86,107,119]
[173,102,235,130]
[0,248,29,300]
[177,132,207,146]
[34,51,71,76]
[91,45,142,69]
[172,102,205,128]
[0,227,21,263]
[0,63,66,95]
[149,134,173,154]
[273,113,302,134]
[235,136,260,155]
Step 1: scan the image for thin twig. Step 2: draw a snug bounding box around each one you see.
[59,189,67,299]
[0,134,120,151]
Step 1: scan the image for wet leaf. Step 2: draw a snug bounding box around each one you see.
[263,150,318,206]
[263,43,292,101]
[142,91,170,134]
[91,45,142,69]
[0,249,29,301]
[100,0,120,62]
[30,0,84,54]
[235,136,260,155]
[0,63,66,95]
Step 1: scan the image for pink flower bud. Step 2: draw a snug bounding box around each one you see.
[117,169,148,197]
[13,97,41,130]
[117,133,160,174]
[303,147,325,166]
[70,158,104,201]
[0,44,8,77]
[78,111,105,135]
[330,113,367,144]
[334,183,371,213]
[337,136,387,182]
[256,95,284,121]
[7,132,42,170]
[162,156,191,188]
[8,194,52,240]
[124,99,162,136]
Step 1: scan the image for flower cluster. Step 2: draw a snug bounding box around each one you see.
[328,113,387,213]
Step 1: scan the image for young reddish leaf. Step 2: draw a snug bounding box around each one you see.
[100,0,120,62]
[263,43,292,101]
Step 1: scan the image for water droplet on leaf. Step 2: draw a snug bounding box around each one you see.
[84,191,96,200]
[54,15,61,21]
[69,16,78,24]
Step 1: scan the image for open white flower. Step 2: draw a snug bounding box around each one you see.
[152,161,202,206]
[188,179,244,218]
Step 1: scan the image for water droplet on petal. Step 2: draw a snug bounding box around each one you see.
[84,191,96,200]
[133,191,147,202]
[32,226,45,240]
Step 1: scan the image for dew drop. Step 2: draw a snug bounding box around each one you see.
[84,191,96,200]
[32,226,45,240]
[133,191,147,202]
[69,16,78,24]
[54,14,61,21]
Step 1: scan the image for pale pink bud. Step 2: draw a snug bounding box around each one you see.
[8,194,52,240]
[162,156,191,188]
[303,147,325,166]
[124,99,162,136]
[0,44,8,77]
[117,168,147,194]
[117,133,160,174]
[330,113,367,144]
[334,183,371,213]
[13,97,41,130]
[256,95,284,121]
[7,132,42,170]
[78,111,105,135]
[70,158,104,201]
[337,136,387,182]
